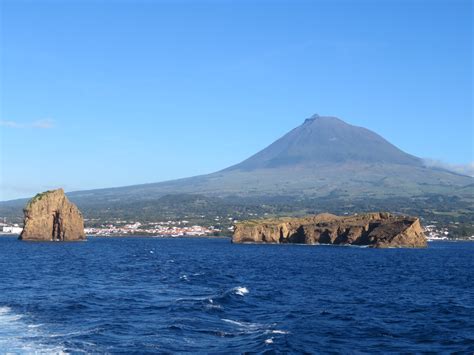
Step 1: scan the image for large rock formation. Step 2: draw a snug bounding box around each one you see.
[233,212,427,248]
[19,189,86,241]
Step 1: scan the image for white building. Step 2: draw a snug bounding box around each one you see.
[2,226,23,234]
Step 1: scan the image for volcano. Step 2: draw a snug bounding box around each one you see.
[225,114,422,170]
[1,114,472,218]
[62,113,471,203]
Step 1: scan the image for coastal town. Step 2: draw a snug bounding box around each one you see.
[0,218,227,237]
[1,217,472,240]
[83,220,226,237]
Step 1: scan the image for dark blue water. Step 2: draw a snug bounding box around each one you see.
[0,237,473,353]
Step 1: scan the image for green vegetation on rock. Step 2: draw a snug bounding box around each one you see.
[26,190,54,208]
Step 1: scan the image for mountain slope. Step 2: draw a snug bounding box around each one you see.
[1,114,472,217]
[225,115,421,170]
[57,114,471,204]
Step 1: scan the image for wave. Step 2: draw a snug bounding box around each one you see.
[233,286,249,296]
[269,330,290,334]
[176,285,250,306]
[221,318,268,334]
[221,318,289,338]
[221,318,257,328]
[0,306,66,354]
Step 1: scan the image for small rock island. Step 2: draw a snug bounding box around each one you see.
[233,212,427,248]
[19,189,86,242]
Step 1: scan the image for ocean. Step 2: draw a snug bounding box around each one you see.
[0,236,472,353]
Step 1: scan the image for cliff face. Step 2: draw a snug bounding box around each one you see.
[233,212,427,248]
[19,189,86,242]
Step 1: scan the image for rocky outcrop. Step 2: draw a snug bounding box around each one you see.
[233,212,427,248]
[19,189,86,241]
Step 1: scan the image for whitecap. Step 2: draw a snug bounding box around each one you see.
[0,306,11,315]
[221,318,262,330]
[265,338,274,344]
[233,286,249,296]
[0,306,67,354]
[222,318,287,338]
[271,330,289,334]
[222,318,246,327]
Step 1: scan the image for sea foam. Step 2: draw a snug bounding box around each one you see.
[233,286,249,296]
[0,306,66,354]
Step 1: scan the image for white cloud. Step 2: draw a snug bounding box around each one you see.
[0,120,23,128]
[0,119,55,129]
[31,118,55,129]
[423,159,474,177]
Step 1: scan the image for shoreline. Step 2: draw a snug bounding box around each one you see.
[0,233,472,242]
[0,234,231,242]
[89,234,230,239]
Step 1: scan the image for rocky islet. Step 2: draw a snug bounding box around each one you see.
[19,189,86,241]
[232,212,427,248]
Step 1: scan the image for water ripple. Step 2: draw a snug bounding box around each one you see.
[0,237,472,353]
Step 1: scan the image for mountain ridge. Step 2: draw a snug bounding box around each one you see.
[0,114,472,212]
[223,114,422,171]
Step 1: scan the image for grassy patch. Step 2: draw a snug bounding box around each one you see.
[26,190,55,208]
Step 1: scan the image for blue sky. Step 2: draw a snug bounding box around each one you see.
[0,0,472,200]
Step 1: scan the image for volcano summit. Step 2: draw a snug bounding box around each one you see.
[61,113,469,202]
[1,114,472,221]
[225,114,422,170]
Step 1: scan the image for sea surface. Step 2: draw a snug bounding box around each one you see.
[0,236,473,353]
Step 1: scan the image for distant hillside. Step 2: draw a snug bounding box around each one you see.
[1,114,472,224]
[64,114,471,202]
